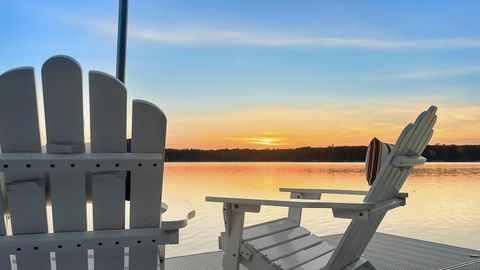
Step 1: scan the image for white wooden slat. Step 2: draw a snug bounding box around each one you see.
[6,179,50,270]
[91,172,126,228]
[273,242,335,270]
[293,251,333,270]
[49,172,87,232]
[246,227,310,251]
[91,172,126,270]
[6,181,48,234]
[0,67,50,270]
[42,56,87,270]
[261,235,323,262]
[89,71,127,153]
[89,70,127,270]
[0,68,42,153]
[243,218,298,241]
[42,56,84,153]
[129,100,166,270]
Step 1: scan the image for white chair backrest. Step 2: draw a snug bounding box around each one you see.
[365,106,437,203]
[327,106,437,269]
[0,55,167,270]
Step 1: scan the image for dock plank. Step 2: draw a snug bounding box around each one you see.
[166,233,480,270]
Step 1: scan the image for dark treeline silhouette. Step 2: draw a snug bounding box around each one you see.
[163,145,480,162]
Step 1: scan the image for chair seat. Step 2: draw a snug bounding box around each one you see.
[221,219,336,270]
[243,218,299,241]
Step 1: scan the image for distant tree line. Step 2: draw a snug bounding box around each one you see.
[163,145,480,162]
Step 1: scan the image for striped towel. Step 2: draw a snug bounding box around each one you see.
[365,137,393,185]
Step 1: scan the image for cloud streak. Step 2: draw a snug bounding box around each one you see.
[369,66,480,80]
[129,26,480,49]
[68,16,480,49]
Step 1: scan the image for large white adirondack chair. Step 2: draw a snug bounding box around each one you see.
[0,55,194,270]
[207,106,437,270]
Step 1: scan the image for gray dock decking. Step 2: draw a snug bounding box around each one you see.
[166,233,480,270]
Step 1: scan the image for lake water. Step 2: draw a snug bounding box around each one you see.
[162,162,480,257]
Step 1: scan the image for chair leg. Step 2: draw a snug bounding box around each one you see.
[222,203,246,270]
[363,261,377,270]
[342,257,377,270]
[158,245,165,270]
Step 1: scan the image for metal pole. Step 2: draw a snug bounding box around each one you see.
[116,0,128,83]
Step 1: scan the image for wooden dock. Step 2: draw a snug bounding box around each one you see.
[166,233,480,270]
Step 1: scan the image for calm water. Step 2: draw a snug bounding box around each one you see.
[163,162,480,257]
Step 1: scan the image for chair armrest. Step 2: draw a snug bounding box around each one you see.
[279,188,408,199]
[207,195,406,220]
[206,195,375,210]
[280,188,368,196]
[332,197,406,219]
[161,199,195,230]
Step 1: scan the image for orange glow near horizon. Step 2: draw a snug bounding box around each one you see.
[39,101,479,150]
[165,101,480,149]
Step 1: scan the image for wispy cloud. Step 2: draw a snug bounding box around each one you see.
[66,16,480,49]
[372,66,480,80]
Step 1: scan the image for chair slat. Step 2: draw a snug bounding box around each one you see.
[243,218,299,241]
[6,179,50,269]
[89,71,127,270]
[129,100,167,270]
[246,227,310,251]
[0,68,42,153]
[42,56,84,153]
[260,235,323,262]
[273,242,334,270]
[42,56,87,270]
[292,251,333,270]
[0,67,50,270]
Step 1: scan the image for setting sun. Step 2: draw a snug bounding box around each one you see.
[240,136,284,146]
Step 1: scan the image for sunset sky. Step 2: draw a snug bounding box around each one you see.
[1,1,480,149]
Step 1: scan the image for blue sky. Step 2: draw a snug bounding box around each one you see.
[1,1,480,148]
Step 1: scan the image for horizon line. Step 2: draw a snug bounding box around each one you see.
[165,143,479,151]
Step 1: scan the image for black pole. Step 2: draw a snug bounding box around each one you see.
[116,0,128,83]
[118,0,131,200]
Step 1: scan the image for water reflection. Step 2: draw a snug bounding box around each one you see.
[163,162,480,256]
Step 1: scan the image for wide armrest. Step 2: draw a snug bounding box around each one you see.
[279,188,408,199]
[280,188,368,195]
[206,195,375,210]
[161,199,196,230]
[207,195,406,220]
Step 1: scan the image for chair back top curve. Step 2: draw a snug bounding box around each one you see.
[365,106,437,203]
[327,106,437,270]
[0,56,167,270]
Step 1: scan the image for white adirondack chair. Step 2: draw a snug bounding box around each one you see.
[207,106,437,270]
[0,55,194,270]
